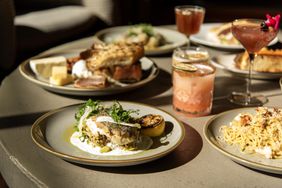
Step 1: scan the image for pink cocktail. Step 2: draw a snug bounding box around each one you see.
[230,18,279,106]
[172,47,215,117]
[232,22,278,53]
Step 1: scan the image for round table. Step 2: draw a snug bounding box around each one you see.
[1,31,282,188]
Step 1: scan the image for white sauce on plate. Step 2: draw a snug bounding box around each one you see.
[70,132,153,156]
[72,60,92,78]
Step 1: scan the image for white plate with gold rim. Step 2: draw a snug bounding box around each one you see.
[19,50,159,96]
[212,53,282,79]
[204,107,282,174]
[31,101,185,167]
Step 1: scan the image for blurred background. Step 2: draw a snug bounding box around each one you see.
[1,0,281,81]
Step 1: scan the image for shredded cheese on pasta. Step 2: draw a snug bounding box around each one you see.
[219,107,282,159]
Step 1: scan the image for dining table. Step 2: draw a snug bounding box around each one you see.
[0,25,282,188]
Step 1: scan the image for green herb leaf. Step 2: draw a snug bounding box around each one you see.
[139,24,154,36]
[73,125,79,132]
[106,101,139,123]
[128,31,138,36]
[129,23,154,36]
[75,99,103,122]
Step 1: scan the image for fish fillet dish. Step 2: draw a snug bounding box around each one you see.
[70,100,166,155]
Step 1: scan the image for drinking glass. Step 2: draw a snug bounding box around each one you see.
[230,19,278,106]
[172,47,215,117]
[175,5,205,45]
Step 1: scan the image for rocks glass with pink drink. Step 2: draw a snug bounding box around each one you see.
[230,15,280,106]
[175,5,205,44]
[172,47,216,117]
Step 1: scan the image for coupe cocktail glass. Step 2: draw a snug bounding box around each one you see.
[175,5,205,45]
[230,19,278,106]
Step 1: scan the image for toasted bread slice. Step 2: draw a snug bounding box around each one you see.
[85,43,144,71]
[235,48,282,73]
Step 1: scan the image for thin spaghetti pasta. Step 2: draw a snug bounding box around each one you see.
[219,107,282,159]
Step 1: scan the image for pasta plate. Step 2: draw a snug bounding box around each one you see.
[204,107,282,174]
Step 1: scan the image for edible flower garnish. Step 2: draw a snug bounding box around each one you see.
[265,14,280,30]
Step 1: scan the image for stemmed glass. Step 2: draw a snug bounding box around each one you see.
[230,19,279,106]
[175,5,205,45]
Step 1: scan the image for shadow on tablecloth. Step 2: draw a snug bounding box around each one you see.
[212,76,281,114]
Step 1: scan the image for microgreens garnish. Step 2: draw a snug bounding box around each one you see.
[75,99,103,122]
[75,100,139,125]
[106,101,139,123]
[128,23,155,37]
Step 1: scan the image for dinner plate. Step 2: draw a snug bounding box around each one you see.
[31,101,185,167]
[212,54,282,79]
[94,26,188,55]
[190,23,278,50]
[19,50,159,96]
[204,107,282,174]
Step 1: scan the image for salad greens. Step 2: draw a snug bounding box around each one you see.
[75,99,139,124]
[75,99,103,122]
[128,23,154,37]
[106,101,139,123]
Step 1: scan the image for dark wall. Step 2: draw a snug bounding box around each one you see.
[113,0,282,26]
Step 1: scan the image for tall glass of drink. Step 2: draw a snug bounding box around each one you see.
[175,5,205,45]
[230,17,279,106]
[172,47,216,117]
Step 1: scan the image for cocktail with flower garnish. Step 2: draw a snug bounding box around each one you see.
[230,14,280,106]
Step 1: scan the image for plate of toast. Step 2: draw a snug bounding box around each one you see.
[212,48,282,79]
[19,43,159,96]
[191,23,278,50]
